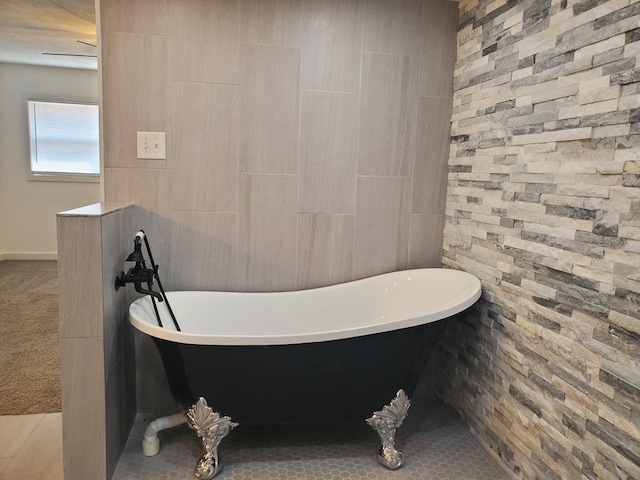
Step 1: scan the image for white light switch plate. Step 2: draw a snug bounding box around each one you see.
[137,131,166,159]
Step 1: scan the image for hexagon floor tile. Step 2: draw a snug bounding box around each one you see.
[113,384,509,480]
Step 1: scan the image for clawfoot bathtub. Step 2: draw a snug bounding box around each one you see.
[128,268,481,473]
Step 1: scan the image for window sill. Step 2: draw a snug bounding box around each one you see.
[28,173,100,183]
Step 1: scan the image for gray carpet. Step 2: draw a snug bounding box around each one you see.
[0,260,61,415]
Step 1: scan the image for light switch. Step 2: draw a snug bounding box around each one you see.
[137,131,166,159]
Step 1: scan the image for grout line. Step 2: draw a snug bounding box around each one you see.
[352,8,366,279]
[295,47,302,290]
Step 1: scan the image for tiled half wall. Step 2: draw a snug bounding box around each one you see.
[438,0,640,479]
[58,203,141,480]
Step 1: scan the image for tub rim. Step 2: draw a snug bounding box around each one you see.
[128,268,482,346]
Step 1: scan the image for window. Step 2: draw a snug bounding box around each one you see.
[27,99,99,181]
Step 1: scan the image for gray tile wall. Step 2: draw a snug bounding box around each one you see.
[439,0,640,478]
[100,0,459,296]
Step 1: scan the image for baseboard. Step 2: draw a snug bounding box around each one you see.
[0,252,58,261]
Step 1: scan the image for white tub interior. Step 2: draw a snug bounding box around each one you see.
[129,268,482,346]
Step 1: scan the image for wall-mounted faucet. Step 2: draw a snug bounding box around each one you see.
[115,232,163,301]
[115,230,181,331]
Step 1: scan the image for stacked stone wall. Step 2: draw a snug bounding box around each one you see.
[439,0,640,478]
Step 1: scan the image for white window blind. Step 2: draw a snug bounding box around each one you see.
[28,100,100,178]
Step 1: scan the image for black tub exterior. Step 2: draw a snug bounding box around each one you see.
[152,320,445,426]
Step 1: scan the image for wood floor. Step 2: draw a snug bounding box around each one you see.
[0,413,63,480]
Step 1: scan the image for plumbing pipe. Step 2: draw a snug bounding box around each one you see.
[142,412,187,456]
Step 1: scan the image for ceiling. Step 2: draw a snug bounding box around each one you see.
[0,0,97,70]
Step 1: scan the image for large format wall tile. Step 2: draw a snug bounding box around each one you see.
[297,214,354,289]
[171,0,238,84]
[100,0,173,35]
[101,212,126,372]
[105,357,135,480]
[412,96,453,214]
[239,44,300,174]
[102,32,171,169]
[60,337,106,480]
[237,174,298,291]
[359,53,417,177]
[103,209,137,469]
[299,91,358,213]
[133,329,178,416]
[105,168,172,218]
[363,0,422,56]
[172,211,238,291]
[239,0,303,47]
[418,0,457,98]
[57,216,103,339]
[301,0,363,93]
[353,176,411,279]
[408,214,444,268]
[172,82,238,212]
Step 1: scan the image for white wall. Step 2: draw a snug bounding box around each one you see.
[0,63,101,259]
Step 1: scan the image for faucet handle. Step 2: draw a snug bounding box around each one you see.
[115,271,127,290]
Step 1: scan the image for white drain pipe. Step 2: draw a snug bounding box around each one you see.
[142,412,188,456]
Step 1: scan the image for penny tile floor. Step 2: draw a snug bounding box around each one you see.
[113,383,509,480]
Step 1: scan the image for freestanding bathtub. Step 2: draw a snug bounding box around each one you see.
[129,268,481,426]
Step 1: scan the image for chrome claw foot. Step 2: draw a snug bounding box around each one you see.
[186,397,238,479]
[366,389,411,470]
